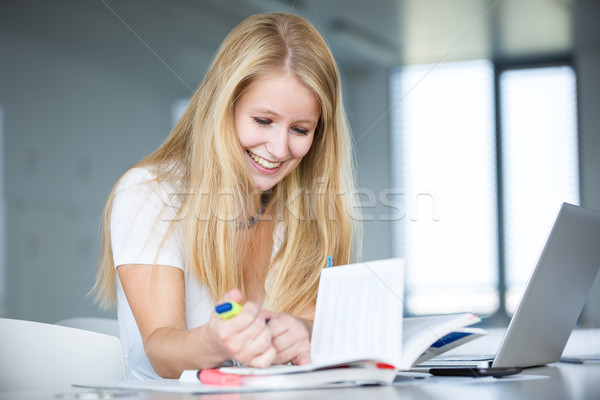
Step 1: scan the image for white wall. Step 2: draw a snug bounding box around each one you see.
[0,19,194,322]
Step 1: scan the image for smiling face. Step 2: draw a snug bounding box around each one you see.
[234,72,320,192]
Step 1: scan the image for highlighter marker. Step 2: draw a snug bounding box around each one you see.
[326,255,333,268]
[215,301,242,319]
[198,369,241,386]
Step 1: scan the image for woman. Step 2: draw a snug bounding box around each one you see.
[92,12,359,380]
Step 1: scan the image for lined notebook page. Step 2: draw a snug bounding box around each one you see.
[310,258,405,364]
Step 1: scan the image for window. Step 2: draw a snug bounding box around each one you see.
[390,60,498,315]
[390,61,579,317]
[500,66,579,314]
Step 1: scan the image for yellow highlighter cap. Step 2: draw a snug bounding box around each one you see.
[215,301,242,319]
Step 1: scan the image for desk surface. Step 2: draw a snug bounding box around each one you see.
[3,362,599,400]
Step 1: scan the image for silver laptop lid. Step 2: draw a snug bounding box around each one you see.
[493,203,600,368]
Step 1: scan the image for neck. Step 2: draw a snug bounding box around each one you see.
[239,191,270,230]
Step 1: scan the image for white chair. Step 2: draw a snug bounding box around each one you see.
[0,318,126,392]
[55,317,120,337]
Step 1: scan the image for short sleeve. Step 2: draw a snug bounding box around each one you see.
[110,167,184,270]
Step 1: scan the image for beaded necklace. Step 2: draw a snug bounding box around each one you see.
[238,192,269,229]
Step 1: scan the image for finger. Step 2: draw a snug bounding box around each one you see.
[267,314,295,338]
[292,351,311,365]
[273,340,310,364]
[248,344,277,368]
[217,320,271,359]
[272,332,294,353]
[268,319,288,339]
[210,302,266,356]
[237,328,274,364]
[270,321,310,363]
[269,315,308,345]
[263,309,274,322]
[217,288,243,304]
[218,304,271,359]
[228,302,265,336]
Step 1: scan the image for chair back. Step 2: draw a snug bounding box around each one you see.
[0,318,126,392]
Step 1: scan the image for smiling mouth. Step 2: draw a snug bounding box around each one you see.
[247,150,282,169]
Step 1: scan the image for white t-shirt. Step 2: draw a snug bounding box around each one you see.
[111,167,284,380]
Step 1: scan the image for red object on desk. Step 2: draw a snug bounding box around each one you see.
[375,362,396,370]
[198,369,241,386]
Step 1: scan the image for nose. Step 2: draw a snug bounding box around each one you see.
[265,127,289,160]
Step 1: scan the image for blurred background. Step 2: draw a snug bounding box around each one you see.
[0,0,598,326]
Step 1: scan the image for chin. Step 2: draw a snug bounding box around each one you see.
[251,165,296,192]
[253,178,277,192]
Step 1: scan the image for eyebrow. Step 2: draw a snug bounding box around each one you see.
[250,108,318,125]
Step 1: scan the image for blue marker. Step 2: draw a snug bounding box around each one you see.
[326,255,333,268]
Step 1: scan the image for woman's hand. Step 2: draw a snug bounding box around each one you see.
[206,289,276,368]
[267,312,311,365]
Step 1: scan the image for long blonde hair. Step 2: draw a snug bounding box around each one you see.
[92,12,360,314]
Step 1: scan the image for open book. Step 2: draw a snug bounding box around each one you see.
[181,258,485,389]
[76,259,484,393]
[310,258,484,369]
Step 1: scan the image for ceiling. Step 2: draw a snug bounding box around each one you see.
[246,0,573,65]
[1,0,573,83]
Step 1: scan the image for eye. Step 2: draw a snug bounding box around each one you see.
[253,117,271,126]
[292,126,309,135]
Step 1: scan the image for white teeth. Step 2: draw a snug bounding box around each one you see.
[248,151,281,169]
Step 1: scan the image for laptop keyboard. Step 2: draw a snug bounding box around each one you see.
[433,354,495,362]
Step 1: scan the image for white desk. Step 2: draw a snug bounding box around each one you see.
[3,328,599,399]
[2,362,599,400]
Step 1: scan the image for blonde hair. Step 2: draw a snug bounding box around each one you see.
[92,12,360,314]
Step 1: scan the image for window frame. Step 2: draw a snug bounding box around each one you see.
[491,56,578,324]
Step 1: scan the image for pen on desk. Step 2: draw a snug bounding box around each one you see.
[215,301,242,319]
[326,255,332,268]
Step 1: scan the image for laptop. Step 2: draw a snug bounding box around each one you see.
[419,203,600,369]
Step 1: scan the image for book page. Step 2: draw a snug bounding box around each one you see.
[412,327,487,365]
[401,313,481,366]
[310,258,405,365]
